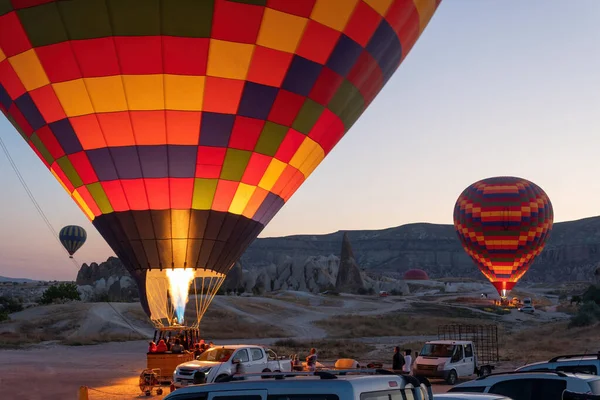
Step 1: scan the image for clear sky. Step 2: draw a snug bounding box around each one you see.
[2,0,600,281]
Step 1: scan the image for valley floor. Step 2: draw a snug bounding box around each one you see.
[1,283,597,399]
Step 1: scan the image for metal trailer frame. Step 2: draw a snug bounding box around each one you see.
[437,324,500,366]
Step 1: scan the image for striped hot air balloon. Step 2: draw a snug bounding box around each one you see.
[0,0,443,327]
[59,224,87,258]
[453,177,553,298]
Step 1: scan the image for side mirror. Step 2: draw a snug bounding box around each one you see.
[232,358,241,364]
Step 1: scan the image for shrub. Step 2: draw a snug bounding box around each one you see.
[0,311,8,322]
[582,285,600,305]
[0,296,23,313]
[40,282,80,305]
[568,301,600,328]
[569,311,594,328]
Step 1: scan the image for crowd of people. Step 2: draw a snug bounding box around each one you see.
[148,336,215,356]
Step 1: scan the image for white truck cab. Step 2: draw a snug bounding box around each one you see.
[172,345,291,388]
[518,297,535,313]
[414,340,480,385]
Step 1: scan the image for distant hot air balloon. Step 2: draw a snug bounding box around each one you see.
[0,0,442,328]
[453,177,553,298]
[59,225,87,258]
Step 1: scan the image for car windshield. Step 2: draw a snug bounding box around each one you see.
[197,348,235,362]
[420,344,456,357]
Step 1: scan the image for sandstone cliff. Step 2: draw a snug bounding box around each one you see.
[241,217,600,284]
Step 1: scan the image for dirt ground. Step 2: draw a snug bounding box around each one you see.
[0,339,521,399]
[0,285,593,399]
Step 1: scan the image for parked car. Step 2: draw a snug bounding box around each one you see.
[165,370,430,400]
[447,371,600,400]
[172,345,291,388]
[516,353,600,375]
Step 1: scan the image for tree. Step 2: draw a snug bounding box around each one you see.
[571,295,582,305]
[40,282,80,304]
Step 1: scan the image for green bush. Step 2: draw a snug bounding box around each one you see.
[40,282,80,305]
[568,300,600,328]
[0,311,9,322]
[582,285,600,305]
[0,296,23,313]
[569,311,594,328]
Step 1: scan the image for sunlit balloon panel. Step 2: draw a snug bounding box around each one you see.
[0,0,441,276]
[453,177,553,295]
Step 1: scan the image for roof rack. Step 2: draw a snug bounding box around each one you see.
[475,370,568,380]
[233,368,409,381]
[548,353,600,362]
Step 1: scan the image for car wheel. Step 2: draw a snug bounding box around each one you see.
[446,370,457,385]
[215,374,230,382]
[262,368,272,379]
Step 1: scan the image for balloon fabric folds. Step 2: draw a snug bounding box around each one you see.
[59,224,87,258]
[453,177,554,298]
[0,0,442,327]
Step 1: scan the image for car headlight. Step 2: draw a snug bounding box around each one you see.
[437,364,445,371]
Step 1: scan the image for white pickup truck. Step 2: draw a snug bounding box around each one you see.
[172,344,292,388]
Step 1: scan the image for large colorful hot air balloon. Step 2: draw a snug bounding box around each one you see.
[58,224,87,258]
[0,0,442,327]
[453,177,553,298]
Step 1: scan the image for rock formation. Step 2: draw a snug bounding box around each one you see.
[335,232,365,293]
[240,217,600,284]
[76,257,138,302]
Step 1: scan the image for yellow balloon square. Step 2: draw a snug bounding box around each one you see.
[229,183,257,215]
[257,8,308,54]
[414,0,437,32]
[207,39,254,80]
[52,79,94,117]
[310,0,359,32]
[258,158,286,191]
[8,49,50,91]
[289,137,324,178]
[0,48,5,62]
[364,0,393,16]
[122,74,164,111]
[84,76,128,113]
[164,74,205,111]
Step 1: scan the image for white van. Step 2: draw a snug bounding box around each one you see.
[164,370,432,400]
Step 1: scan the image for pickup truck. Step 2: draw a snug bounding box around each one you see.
[172,344,291,388]
[413,324,499,385]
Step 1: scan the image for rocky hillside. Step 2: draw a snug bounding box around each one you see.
[241,217,600,283]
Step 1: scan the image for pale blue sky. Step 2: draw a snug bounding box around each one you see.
[2,1,600,280]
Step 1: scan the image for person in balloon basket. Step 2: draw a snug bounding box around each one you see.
[392,346,405,372]
[306,348,318,372]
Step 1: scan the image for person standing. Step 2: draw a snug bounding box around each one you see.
[392,346,405,371]
[306,348,318,372]
[403,349,413,373]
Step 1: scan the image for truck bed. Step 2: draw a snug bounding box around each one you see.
[438,324,499,365]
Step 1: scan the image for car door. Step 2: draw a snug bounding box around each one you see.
[488,378,566,400]
[463,344,474,375]
[249,348,267,373]
[449,345,467,377]
[233,349,252,374]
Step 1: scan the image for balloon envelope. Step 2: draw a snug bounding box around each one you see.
[0,0,442,325]
[453,176,553,297]
[59,225,87,256]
